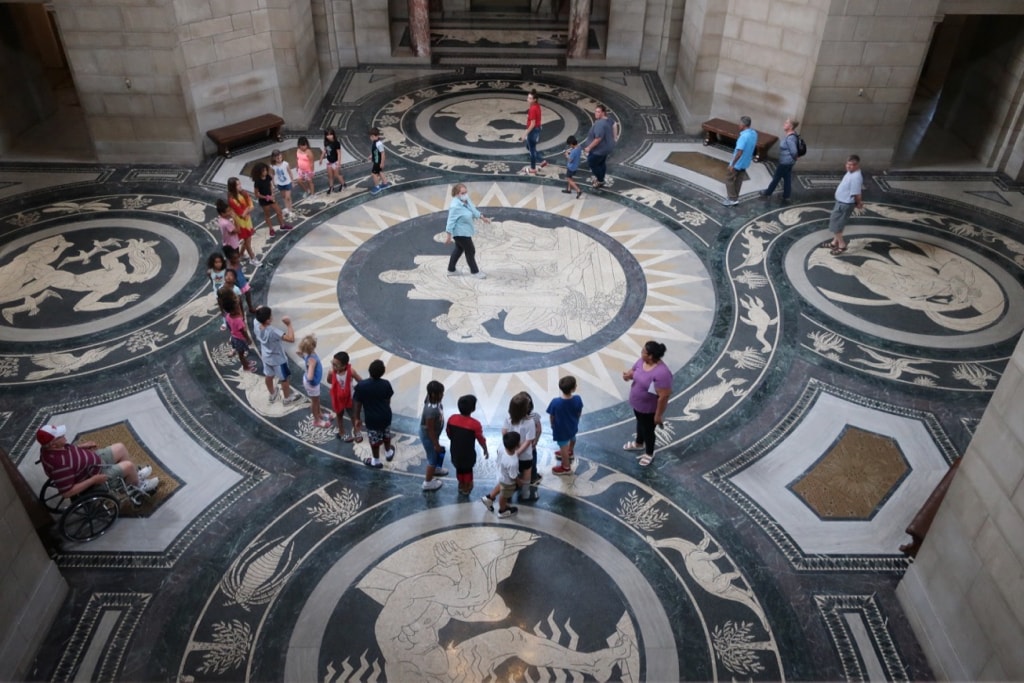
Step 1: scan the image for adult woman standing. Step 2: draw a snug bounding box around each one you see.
[445,183,490,279]
[622,341,671,467]
[521,89,545,174]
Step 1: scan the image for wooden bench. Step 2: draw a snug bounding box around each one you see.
[701,117,779,162]
[206,113,285,158]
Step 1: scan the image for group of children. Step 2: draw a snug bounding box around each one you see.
[214,127,391,270]
[202,274,585,516]
[419,377,584,519]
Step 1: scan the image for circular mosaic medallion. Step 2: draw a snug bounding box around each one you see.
[0,218,199,343]
[787,225,1024,349]
[345,208,645,372]
[415,92,580,157]
[373,82,598,173]
[267,182,715,421]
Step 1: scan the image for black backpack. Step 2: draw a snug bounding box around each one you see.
[794,134,807,157]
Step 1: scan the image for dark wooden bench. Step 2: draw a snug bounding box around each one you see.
[206,113,284,158]
[701,117,779,162]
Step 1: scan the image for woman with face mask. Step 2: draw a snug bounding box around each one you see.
[444,183,491,279]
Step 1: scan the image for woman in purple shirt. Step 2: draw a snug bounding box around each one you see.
[622,341,671,467]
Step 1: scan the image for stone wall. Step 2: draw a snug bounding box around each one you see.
[801,0,940,170]
[52,0,325,164]
[897,331,1024,681]
[670,0,829,146]
[0,460,68,680]
[56,0,194,162]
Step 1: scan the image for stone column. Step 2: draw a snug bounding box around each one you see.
[897,330,1024,681]
[567,0,591,58]
[408,0,431,58]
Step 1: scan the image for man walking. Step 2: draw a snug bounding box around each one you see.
[723,115,757,206]
[761,118,800,202]
[582,104,617,188]
[822,154,864,255]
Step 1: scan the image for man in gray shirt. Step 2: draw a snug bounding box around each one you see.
[582,104,617,188]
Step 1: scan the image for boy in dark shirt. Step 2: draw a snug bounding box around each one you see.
[352,359,394,469]
[446,394,489,495]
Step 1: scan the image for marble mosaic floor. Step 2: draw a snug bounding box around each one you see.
[3,66,1023,682]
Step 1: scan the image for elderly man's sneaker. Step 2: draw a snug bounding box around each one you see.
[137,466,153,480]
[139,477,160,494]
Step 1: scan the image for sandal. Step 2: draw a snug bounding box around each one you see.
[623,441,644,451]
[829,245,848,255]
[354,435,364,443]
[638,454,655,467]
[819,240,837,249]
[363,457,382,469]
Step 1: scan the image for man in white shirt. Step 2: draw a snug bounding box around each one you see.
[823,155,864,255]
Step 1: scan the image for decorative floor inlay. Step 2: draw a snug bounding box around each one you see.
[789,426,909,521]
[7,65,1017,681]
[705,379,958,570]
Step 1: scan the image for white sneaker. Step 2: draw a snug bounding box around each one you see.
[422,479,443,491]
[434,467,449,477]
[137,465,153,479]
[139,477,159,493]
[249,257,262,266]
[385,446,396,462]
[472,272,487,279]
[269,388,281,402]
[283,393,302,404]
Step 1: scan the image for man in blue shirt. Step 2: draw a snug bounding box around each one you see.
[724,115,757,206]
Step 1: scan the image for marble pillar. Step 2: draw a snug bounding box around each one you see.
[567,0,591,58]
[409,0,431,58]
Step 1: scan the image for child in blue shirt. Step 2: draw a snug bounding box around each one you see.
[563,135,582,199]
[548,375,583,475]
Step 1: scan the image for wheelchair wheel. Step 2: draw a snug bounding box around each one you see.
[38,479,69,514]
[60,493,120,542]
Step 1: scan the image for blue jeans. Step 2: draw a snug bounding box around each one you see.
[764,163,794,199]
[526,127,542,168]
[420,426,445,468]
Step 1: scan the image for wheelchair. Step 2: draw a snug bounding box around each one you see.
[38,475,152,543]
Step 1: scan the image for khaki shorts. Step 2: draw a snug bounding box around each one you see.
[95,447,125,482]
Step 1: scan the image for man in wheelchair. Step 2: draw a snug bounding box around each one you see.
[37,424,159,498]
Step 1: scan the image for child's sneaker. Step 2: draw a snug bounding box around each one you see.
[281,224,294,231]
[249,256,262,266]
[552,465,572,475]
[380,182,391,189]
[498,506,518,518]
[480,495,495,512]
[422,479,443,491]
[370,185,382,195]
[269,229,276,238]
